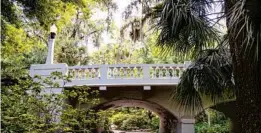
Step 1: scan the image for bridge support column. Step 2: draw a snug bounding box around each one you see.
[42,88,64,123]
[178,119,195,133]
[159,114,178,133]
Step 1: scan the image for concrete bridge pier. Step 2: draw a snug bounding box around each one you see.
[158,112,177,133]
[177,119,195,133]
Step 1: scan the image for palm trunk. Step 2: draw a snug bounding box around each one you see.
[225,0,261,132]
[232,51,261,132]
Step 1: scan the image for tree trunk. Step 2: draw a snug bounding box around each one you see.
[233,51,261,133]
[226,0,261,132]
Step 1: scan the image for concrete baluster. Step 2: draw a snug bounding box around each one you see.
[88,68,92,79]
[151,66,157,79]
[82,69,86,79]
[75,69,79,79]
[123,67,128,78]
[169,67,173,78]
[159,66,163,78]
[173,66,178,77]
[136,66,141,78]
[130,66,134,78]
[94,68,99,79]
[79,69,82,79]
[116,67,121,78]
[165,66,170,78]
[69,69,75,79]
[109,67,114,78]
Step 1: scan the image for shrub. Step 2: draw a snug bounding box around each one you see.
[195,109,231,133]
[109,108,160,132]
[149,116,160,131]
[110,113,130,128]
[120,115,149,130]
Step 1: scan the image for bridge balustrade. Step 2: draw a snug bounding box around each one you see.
[68,64,185,80]
[30,62,190,87]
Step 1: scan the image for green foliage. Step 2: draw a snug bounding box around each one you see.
[1,72,108,133]
[90,43,142,64]
[90,32,191,65]
[1,22,46,81]
[136,32,192,64]
[1,0,93,78]
[196,123,230,133]
[109,108,159,132]
[110,113,130,127]
[172,47,234,114]
[120,115,149,130]
[56,40,89,66]
[150,116,160,132]
[1,1,118,132]
[2,0,95,29]
[156,0,219,55]
[195,109,231,133]
[1,0,116,69]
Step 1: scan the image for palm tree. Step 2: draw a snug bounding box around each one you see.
[154,0,261,132]
[173,45,234,111]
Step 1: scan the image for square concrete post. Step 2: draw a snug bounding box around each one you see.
[30,63,68,79]
[143,65,150,79]
[180,119,195,133]
[29,63,67,124]
[41,88,64,123]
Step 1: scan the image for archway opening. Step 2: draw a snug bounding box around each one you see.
[93,99,178,133]
[107,107,160,132]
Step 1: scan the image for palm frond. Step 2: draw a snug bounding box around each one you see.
[228,0,261,62]
[171,46,234,113]
[172,69,204,115]
[156,0,220,55]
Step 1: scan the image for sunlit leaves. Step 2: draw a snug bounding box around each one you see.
[16,0,95,29]
[2,23,33,59]
[1,22,41,79]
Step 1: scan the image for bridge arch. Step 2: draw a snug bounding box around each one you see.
[94,99,178,133]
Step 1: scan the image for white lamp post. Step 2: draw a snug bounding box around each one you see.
[46,24,57,64]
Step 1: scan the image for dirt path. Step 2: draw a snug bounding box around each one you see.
[112,130,152,133]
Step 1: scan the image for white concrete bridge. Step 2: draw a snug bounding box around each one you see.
[30,62,197,133]
[30,29,234,133]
